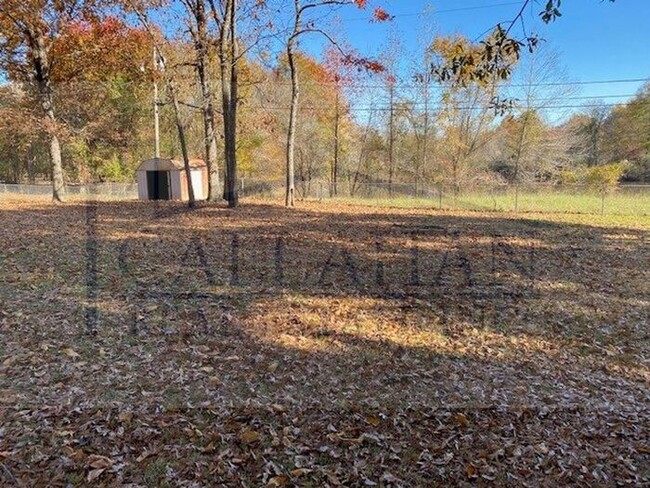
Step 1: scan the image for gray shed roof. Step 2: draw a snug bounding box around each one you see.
[137,158,207,172]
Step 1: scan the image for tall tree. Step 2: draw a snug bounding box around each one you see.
[602,83,650,180]
[0,0,100,201]
[181,0,221,201]
[323,46,358,197]
[51,17,152,182]
[208,0,241,207]
[283,0,388,207]
[170,90,197,207]
[432,36,505,193]
[386,75,396,197]
[582,103,610,167]
[0,84,44,183]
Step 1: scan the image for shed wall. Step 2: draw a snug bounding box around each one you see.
[137,172,148,199]
[171,170,182,200]
[135,159,208,201]
[190,169,204,199]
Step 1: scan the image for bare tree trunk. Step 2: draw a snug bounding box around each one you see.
[297,149,305,197]
[513,113,529,183]
[420,77,429,198]
[220,0,238,208]
[27,151,36,184]
[34,36,65,201]
[351,107,375,197]
[285,33,298,207]
[169,81,196,208]
[11,158,20,183]
[194,0,221,201]
[203,102,220,200]
[512,112,530,212]
[331,89,340,197]
[452,150,461,200]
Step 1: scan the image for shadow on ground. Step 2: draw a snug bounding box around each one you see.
[0,200,648,486]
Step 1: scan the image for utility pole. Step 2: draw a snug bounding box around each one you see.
[153,47,161,158]
[332,88,340,197]
[388,79,395,198]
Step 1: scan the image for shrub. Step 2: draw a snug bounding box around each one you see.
[583,161,630,189]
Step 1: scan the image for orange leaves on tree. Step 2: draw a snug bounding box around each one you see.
[372,7,392,22]
[351,0,391,22]
[340,54,385,74]
[51,16,151,83]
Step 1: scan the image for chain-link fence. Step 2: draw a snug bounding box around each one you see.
[0,183,138,199]
[2,180,648,216]
[239,179,650,216]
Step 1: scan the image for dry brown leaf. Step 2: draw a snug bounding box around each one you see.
[240,429,260,444]
[136,450,153,463]
[291,468,312,478]
[466,463,478,478]
[118,411,133,423]
[87,454,113,469]
[454,413,469,427]
[2,355,19,367]
[62,347,80,358]
[267,475,289,486]
[366,415,381,427]
[87,468,105,482]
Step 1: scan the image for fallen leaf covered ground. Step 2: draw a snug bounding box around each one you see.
[0,198,648,487]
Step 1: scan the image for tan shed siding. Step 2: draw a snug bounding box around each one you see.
[202,167,209,199]
[180,171,188,201]
[170,170,182,200]
[190,169,205,200]
[137,172,148,199]
[135,159,207,201]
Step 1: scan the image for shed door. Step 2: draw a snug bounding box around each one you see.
[146,171,170,200]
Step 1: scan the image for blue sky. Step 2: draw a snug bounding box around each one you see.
[298,0,650,104]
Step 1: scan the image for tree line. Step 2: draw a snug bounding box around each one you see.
[2,0,641,206]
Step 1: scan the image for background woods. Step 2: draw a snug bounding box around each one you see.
[1,0,646,204]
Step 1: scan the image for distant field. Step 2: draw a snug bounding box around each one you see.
[2,183,649,217]
[333,186,650,217]
[0,199,648,486]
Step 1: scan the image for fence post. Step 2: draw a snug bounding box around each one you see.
[601,184,606,216]
[438,184,443,209]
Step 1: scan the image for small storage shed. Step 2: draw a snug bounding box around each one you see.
[136,158,208,201]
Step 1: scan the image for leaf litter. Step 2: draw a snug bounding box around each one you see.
[0,199,648,486]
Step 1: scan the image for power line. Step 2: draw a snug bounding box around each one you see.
[94,76,650,90]
[339,93,643,108]
[250,100,650,113]
[248,77,650,90]
[340,1,524,23]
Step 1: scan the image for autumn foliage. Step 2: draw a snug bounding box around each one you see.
[51,17,152,83]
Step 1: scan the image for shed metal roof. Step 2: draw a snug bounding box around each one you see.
[137,158,207,171]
